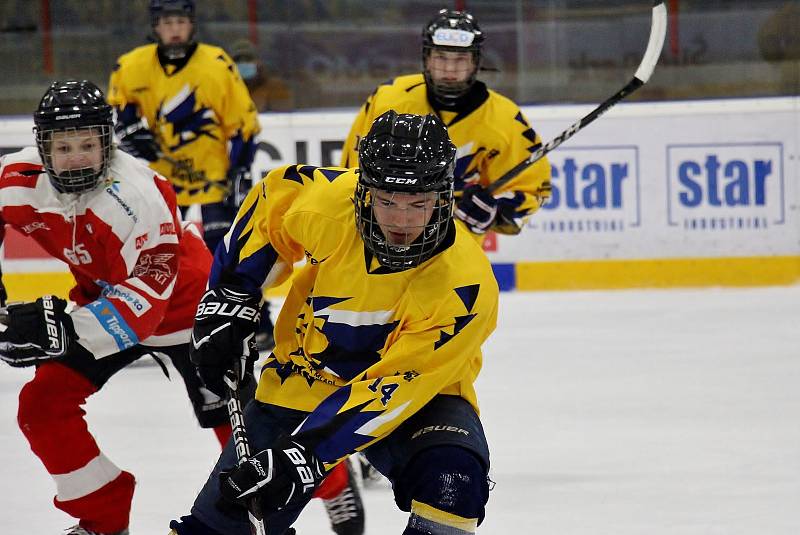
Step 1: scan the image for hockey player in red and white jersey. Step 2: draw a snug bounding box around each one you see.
[0,80,234,535]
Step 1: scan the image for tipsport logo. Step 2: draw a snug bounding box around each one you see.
[666,143,785,230]
[531,146,640,233]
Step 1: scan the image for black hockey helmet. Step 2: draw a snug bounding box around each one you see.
[33,80,113,194]
[422,9,485,105]
[355,110,456,269]
[149,0,196,59]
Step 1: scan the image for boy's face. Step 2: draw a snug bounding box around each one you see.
[425,49,476,86]
[370,189,438,246]
[154,14,193,46]
[50,128,104,175]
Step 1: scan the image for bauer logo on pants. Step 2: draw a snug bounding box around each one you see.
[666,143,785,231]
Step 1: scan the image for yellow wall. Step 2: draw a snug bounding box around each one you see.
[5,256,799,304]
[515,256,800,290]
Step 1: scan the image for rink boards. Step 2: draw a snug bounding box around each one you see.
[1,96,798,298]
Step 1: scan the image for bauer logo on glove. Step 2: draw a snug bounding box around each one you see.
[0,295,78,367]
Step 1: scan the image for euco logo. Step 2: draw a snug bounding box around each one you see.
[532,146,640,233]
[667,143,784,230]
[432,28,475,47]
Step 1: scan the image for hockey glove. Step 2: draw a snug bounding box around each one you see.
[0,296,77,368]
[219,435,325,512]
[223,166,252,209]
[115,119,160,162]
[455,185,498,234]
[190,285,261,397]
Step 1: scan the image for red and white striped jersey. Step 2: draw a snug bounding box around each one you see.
[0,147,211,358]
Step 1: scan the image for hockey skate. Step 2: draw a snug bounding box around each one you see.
[63,526,128,535]
[322,460,365,535]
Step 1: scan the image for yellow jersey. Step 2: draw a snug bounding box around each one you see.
[342,74,551,240]
[108,43,260,206]
[214,164,499,463]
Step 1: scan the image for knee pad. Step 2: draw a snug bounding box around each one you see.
[398,446,489,533]
[18,363,95,432]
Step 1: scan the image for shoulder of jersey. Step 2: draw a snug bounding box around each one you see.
[485,86,523,115]
[106,150,168,207]
[1,146,41,167]
[375,73,426,98]
[418,225,495,289]
[279,165,357,220]
[0,147,44,187]
[115,43,158,68]
[194,43,237,72]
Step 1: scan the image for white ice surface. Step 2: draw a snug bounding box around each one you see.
[1,286,798,534]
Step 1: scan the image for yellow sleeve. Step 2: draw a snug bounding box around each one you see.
[107,57,132,110]
[484,106,552,234]
[340,91,378,168]
[292,281,498,465]
[217,50,261,141]
[209,165,349,291]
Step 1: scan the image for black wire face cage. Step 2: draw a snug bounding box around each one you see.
[423,45,481,103]
[354,182,454,270]
[35,125,112,194]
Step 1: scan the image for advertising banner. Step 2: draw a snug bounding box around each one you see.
[1,97,798,293]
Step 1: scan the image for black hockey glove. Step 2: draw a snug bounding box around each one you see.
[0,296,77,368]
[115,119,160,162]
[190,285,261,397]
[455,185,498,234]
[219,435,325,512]
[223,166,252,209]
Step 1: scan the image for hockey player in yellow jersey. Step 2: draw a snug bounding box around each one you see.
[168,111,499,535]
[342,9,551,243]
[107,0,260,255]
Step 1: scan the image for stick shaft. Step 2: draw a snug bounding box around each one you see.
[486,1,667,195]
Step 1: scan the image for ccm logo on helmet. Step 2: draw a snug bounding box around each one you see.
[385,177,418,185]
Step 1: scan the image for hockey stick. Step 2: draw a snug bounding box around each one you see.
[486,0,667,194]
[225,359,268,535]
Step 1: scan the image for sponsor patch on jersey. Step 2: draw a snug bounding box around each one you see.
[432,28,475,47]
[21,221,50,234]
[0,162,43,189]
[135,233,149,250]
[159,222,176,236]
[132,244,177,294]
[105,184,139,222]
[97,281,152,318]
[85,298,140,350]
